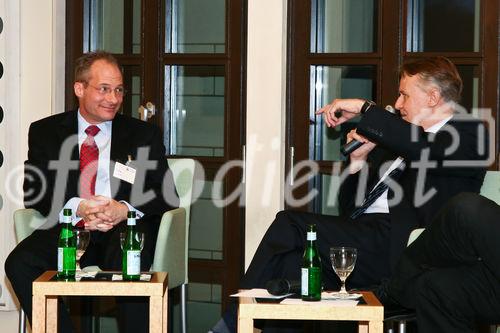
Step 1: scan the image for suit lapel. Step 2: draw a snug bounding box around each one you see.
[110,114,132,198]
[58,110,79,160]
[57,111,80,198]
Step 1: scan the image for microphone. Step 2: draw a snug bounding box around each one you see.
[340,105,395,156]
[265,278,301,296]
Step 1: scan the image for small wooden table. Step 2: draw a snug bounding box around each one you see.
[32,271,168,333]
[238,291,383,333]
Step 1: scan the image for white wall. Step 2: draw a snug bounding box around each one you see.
[0,0,65,331]
[245,0,287,267]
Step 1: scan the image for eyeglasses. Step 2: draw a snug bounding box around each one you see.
[84,83,127,97]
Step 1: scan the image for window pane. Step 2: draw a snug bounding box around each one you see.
[121,66,141,119]
[310,173,341,216]
[166,0,225,53]
[310,65,376,161]
[184,282,221,332]
[457,65,480,112]
[311,0,377,53]
[83,0,142,54]
[189,170,223,260]
[165,65,225,156]
[406,0,480,52]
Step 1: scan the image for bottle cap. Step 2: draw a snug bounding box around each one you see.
[63,208,72,216]
[127,211,136,218]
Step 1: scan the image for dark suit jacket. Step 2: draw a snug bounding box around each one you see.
[338,106,488,269]
[23,110,178,267]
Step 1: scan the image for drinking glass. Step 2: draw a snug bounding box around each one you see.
[75,229,90,271]
[330,247,357,297]
[120,232,145,251]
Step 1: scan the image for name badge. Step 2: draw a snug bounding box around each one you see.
[113,161,136,184]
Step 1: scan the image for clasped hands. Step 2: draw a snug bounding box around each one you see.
[76,195,129,232]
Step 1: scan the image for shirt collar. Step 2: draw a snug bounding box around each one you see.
[425,115,453,134]
[77,109,112,138]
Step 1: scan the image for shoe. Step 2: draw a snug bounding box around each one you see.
[210,303,237,333]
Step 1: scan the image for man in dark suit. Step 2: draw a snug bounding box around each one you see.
[386,192,500,332]
[5,51,177,332]
[212,57,489,332]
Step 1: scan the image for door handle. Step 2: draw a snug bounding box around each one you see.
[137,102,156,121]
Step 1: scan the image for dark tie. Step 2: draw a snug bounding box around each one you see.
[350,160,406,219]
[79,125,100,199]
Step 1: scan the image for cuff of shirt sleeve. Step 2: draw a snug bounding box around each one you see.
[59,197,85,226]
[119,201,144,219]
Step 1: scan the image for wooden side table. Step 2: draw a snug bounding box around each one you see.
[238,291,383,333]
[32,271,168,333]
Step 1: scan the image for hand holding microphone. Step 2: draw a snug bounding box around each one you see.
[340,105,395,156]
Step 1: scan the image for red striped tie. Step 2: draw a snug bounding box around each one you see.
[79,125,100,199]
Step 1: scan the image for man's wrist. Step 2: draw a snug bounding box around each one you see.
[360,100,376,114]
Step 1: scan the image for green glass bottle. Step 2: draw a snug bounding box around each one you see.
[122,211,141,281]
[57,208,76,280]
[301,224,321,301]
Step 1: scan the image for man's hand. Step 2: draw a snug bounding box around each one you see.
[346,130,377,174]
[316,98,365,128]
[83,195,129,227]
[76,196,128,232]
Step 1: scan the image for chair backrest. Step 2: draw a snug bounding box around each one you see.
[406,228,425,246]
[13,209,48,243]
[152,208,187,288]
[167,158,195,226]
[151,158,195,287]
[480,171,500,205]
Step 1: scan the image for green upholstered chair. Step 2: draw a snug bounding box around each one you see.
[152,158,195,333]
[13,209,48,333]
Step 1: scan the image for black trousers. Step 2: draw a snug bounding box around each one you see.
[5,217,158,333]
[243,210,392,290]
[239,210,393,332]
[388,192,500,333]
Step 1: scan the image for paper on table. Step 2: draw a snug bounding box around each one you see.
[112,274,152,281]
[75,270,98,281]
[280,298,358,306]
[231,288,293,299]
[322,292,363,300]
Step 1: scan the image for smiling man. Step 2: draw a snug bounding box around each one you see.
[211,56,490,333]
[5,51,178,333]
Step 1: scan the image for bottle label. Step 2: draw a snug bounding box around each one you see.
[58,247,76,272]
[127,217,136,226]
[301,268,308,295]
[301,267,321,298]
[126,250,141,275]
[58,247,63,272]
[307,231,316,241]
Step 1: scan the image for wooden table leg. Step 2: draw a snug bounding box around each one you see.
[46,296,58,332]
[358,321,368,333]
[368,320,383,333]
[150,296,163,333]
[32,295,46,333]
[237,317,254,333]
[162,289,168,333]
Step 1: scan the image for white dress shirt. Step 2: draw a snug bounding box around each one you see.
[364,115,453,214]
[59,111,143,224]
